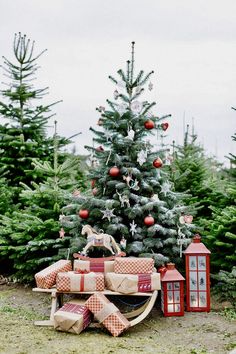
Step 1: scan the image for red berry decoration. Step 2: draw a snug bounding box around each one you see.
[144,119,155,130]
[153,157,163,168]
[78,209,89,219]
[109,166,120,177]
[161,122,169,131]
[144,215,155,226]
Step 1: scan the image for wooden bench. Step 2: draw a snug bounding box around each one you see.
[32,287,158,328]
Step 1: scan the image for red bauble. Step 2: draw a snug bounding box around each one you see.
[78,209,89,219]
[144,119,155,130]
[109,166,120,177]
[96,146,104,152]
[144,215,155,226]
[91,179,96,188]
[153,157,163,168]
[161,122,169,131]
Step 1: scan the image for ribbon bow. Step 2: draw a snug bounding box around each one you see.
[74,269,90,274]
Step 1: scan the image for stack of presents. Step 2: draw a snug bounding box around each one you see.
[34,235,211,337]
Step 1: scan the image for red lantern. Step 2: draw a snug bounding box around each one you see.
[78,209,89,219]
[144,120,155,130]
[161,122,169,131]
[144,215,155,226]
[109,166,120,177]
[159,263,185,317]
[184,234,211,312]
[153,158,163,168]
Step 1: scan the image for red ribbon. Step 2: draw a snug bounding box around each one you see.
[74,269,89,274]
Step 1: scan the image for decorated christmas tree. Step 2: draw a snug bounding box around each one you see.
[61,42,195,266]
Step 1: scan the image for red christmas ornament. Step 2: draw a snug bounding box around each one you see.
[153,157,163,168]
[96,146,104,152]
[161,122,169,131]
[144,215,155,226]
[78,209,89,219]
[92,187,98,196]
[109,166,120,177]
[144,119,155,130]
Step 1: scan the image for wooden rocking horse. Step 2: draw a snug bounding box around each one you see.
[73,224,126,260]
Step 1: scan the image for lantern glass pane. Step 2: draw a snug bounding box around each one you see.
[174,282,180,290]
[189,256,197,270]
[198,272,206,290]
[199,292,207,307]
[190,292,198,307]
[175,304,181,312]
[189,272,197,290]
[198,256,206,270]
[168,291,173,303]
[168,304,174,312]
[167,283,172,291]
[174,291,180,302]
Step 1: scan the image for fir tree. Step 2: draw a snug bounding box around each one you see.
[0,33,70,202]
[0,122,86,282]
[61,43,195,267]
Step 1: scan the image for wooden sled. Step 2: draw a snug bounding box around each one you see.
[32,287,158,328]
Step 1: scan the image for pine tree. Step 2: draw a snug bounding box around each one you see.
[0,122,86,282]
[61,43,195,267]
[0,33,70,203]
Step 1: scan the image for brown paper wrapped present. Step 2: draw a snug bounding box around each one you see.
[56,271,105,292]
[54,300,92,334]
[114,257,154,274]
[85,293,130,337]
[73,259,114,273]
[105,272,161,294]
[35,260,72,289]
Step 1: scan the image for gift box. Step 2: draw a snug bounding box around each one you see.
[54,300,92,334]
[35,260,72,289]
[74,259,114,273]
[105,272,161,294]
[114,257,154,274]
[85,293,130,337]
[56,271,105,292]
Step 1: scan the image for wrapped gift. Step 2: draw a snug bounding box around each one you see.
[114,257,154,274]
[56,271,104,292]
[54,300,92,334]
[74,259,114,273]
[35,260,72,289]
[85,293,130,337]
[105,272,161,294]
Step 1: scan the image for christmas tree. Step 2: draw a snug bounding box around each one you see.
[61,42,195,266]
[0,122,86,282]
[0,33,70,203]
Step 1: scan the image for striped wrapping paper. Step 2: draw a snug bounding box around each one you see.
[35,260,72,289]
[54,300,92,334]
[73,259,114,273]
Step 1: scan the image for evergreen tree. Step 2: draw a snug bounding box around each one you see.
[61,43,195,267]
[0,33,70,203]
[0,122,86,282]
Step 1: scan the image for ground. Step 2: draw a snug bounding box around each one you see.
[0,283,235,354]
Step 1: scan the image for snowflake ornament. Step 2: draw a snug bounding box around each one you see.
[137,149,147,166]
[131,100,143,114]
[117,103,128,115]
[101,208,115,221]
[160,181,172,196]
[130,220,137,236]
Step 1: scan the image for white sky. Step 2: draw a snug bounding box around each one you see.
[0,0,236,164]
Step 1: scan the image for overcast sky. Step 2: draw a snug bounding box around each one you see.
[0,0,235,164]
